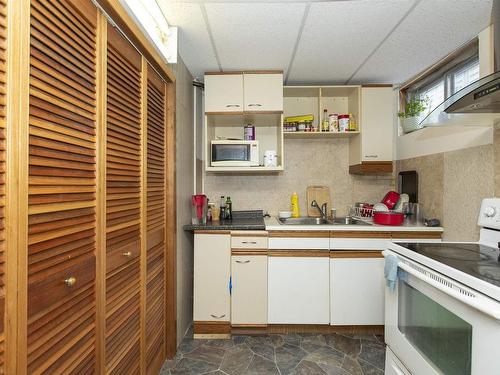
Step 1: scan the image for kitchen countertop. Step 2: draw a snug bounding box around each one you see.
[264,216,443,232]
[185,212,443,232]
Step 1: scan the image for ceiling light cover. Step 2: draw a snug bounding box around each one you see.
[120,0,178,63]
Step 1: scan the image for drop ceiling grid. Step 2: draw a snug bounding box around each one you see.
[159,1,220,78]
[204,2,306,73]
[351,0,493,84]
[286,0,416,84]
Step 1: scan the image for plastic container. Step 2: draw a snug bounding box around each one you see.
[244,125,255,140]
[373,211,404,226]
[328,114,338,132]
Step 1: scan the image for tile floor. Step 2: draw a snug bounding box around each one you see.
[159,330,386,375]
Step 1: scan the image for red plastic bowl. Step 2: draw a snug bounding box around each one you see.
[381,191,401,210]
[373,211,404,226]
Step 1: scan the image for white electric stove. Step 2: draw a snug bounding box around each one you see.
[383,198,500,375]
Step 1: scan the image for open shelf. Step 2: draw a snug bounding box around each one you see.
[205,166,284,173]
[284,131,360,138]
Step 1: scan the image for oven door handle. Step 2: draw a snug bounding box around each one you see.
[397,261,500,321]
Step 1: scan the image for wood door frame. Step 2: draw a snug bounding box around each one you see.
[165,81,177,359]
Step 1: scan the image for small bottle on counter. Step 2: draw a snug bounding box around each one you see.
[219,196,226,220]
[206,201,213,223]
[291,192,300,218]
[225,196,232,220]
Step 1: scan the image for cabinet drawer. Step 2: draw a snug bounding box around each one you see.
[28,255,96,317]
[231,236,267,249]
[107,239,140,274]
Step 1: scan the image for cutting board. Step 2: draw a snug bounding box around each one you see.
[306,186,331,217]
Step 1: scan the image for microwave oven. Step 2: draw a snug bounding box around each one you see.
[211,140,259,167]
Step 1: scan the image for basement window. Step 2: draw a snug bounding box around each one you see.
[400,39,480,115]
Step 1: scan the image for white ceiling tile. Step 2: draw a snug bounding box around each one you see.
[351,0,493,84]
[158,1,220,79]
[287,0,416,85]
[204,2,306,73]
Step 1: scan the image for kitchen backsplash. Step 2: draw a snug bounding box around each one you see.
[204,138,394,217]
[397,138,497,242]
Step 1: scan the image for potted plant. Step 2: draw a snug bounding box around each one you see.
[398,97,430,133]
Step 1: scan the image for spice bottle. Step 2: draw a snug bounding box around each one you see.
[322,109,329,132]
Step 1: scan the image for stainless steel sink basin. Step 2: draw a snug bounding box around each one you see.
[278,217,331,225]
[278,217,372,226]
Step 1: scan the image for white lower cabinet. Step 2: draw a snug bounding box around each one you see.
[231,255,267,325]
[268,256,330,324]
[385,347,411,375]
[330,252,385,325]
[194,233,231,322]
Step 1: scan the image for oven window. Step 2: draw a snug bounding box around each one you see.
[398,281,472,375]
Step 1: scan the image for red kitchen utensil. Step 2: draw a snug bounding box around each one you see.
[192,194,207,220]
[373,211,404,226]
[381,191,401,210]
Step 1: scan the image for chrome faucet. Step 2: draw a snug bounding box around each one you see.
[311,200,328,220]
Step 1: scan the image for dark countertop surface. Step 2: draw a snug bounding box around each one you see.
[184,210,266,231]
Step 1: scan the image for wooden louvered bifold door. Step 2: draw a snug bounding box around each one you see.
[28,0,98,373]
[0,0,5,371]
[145,66,166,375]
[105,24,142,374]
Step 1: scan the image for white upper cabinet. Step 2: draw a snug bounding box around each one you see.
[243,73,283,112]
[204,71,283,113]
[349,86,394,172]
[205,73,244,113]
[360,87,394,161]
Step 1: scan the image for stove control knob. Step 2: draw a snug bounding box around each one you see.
[484,206,497,217]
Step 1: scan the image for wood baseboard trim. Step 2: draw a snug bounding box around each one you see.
[349,161,393,174]
[194,321,231,335]
[231,324,268,335]
[231,249,268,256]
[267,324,384,335]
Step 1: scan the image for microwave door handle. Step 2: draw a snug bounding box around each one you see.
[397,262,500,321]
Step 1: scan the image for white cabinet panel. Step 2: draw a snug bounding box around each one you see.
[231,255,267,325]
[194,234,231,321]
[360,87,394,162]
[205,74,243,112]
[268,257,330,324]
[330,256,385,325]
[269,237,329,249]
[244,73,283,112]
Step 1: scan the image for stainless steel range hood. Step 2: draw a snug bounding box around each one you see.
[445,0,500,114]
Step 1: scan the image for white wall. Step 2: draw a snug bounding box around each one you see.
[170,57,195,345]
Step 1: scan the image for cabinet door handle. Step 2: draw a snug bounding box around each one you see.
[210,313,226,319]
[248,103,262,107]
[364,154,378,158]
[242,241,257,244]
[236,260,250,264]
[122,251,132,257]
[226,104,240,108]
[64,276,77,287]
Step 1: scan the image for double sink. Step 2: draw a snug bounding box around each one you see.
[278,217,371,226]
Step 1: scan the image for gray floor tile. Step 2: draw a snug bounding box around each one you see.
[292,360,327,375]
[183,345,226,366]
[245,354,279,375]
[358,344,386,370]
[220,344,253,375]
[324,334,361,357]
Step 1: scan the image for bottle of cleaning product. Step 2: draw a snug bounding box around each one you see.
[291,192,300,218]
[225,196,232,220]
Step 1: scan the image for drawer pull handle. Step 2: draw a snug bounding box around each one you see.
[242,241,257,244]
[236,260,250,264]
[364,155,378,158]
[210,313,226,319]
[248,103,262,107]
[226,104,240,108]
[64,276,76,287]
[122,251,132,257]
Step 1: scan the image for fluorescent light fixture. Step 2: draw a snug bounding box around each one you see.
[120,0,178,64]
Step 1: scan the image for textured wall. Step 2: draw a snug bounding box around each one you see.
[495,124,500,197]
[170,58,194,345]
[205,138,394,217]
[397,143,495,242]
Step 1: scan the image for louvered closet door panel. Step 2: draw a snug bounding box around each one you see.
[28,0,97,374]
[146,66,166,375]
[105,24,142,375]
[0,0,6,371]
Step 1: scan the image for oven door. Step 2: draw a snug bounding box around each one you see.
[384,250,500,375]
